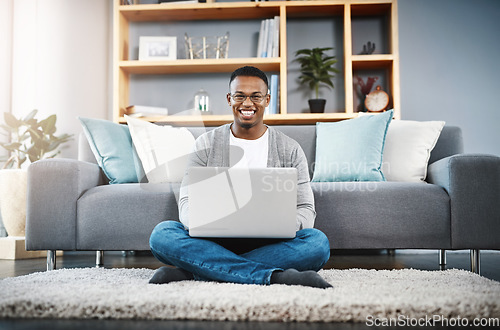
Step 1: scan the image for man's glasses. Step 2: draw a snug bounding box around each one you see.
[229,93,267,103]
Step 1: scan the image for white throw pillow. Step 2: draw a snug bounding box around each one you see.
[382,120,445,182]
[126,116,195,183]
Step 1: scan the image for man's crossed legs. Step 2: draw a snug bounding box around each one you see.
[149,221,332,288]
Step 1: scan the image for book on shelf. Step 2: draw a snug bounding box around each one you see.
[272,16,279,57]
[257,19,269,58]
[265,74,279,115]
[125,105,169,118]
[257,16,280,58]
[266,19,274,58]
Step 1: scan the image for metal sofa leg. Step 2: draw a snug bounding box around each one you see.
[96,250,104,267]
[470,249,480,274]
[438,249,446,270]
[439,249,447,265]
[47,250,56,271]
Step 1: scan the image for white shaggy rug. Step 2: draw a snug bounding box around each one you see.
[0,267,499,322]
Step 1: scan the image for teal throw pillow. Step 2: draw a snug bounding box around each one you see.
[312,110,393,182]
[79,117,140,184]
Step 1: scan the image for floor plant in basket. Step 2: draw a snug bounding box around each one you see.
[0,110,72,238]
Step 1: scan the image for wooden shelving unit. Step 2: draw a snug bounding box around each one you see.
[113,0,400,125]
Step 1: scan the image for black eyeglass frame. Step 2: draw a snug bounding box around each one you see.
[228,93,269,103]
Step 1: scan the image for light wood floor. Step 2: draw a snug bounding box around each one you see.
[1,250,498,330]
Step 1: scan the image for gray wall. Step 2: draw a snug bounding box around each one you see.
[399,0,500,155]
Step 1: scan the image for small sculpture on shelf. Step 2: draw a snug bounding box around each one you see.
[194,89,211,114]
[360,41,376,55]
[185,32,230,60]
[354,76,378,112]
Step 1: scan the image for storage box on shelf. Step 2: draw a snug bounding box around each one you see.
[113,0,400,126]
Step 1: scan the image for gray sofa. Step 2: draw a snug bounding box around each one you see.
[26,125,500,273]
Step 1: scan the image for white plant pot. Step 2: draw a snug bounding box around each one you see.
[0,169,28,237]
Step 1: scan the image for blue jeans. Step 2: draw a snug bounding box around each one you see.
[149,221,331,285]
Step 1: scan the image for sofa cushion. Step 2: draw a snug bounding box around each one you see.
[429,126,464,164]
[126,116,195,183]
[76,183,181,250]
[79,117,141,184]
[382,120,445,182]
[312,110,393,182]
[311,182,451,249]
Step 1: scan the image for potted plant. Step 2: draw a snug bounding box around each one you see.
[295,47,340,113]
[0,110,72,240]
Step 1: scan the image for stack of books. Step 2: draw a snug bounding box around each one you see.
[257,16,280,58]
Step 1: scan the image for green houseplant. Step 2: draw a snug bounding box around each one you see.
[0,110,72,242]
[295,47,340,113]
[0,109,72,169]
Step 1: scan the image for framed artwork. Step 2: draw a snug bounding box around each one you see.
[139,36,177,61]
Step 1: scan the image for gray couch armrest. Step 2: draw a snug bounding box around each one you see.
[427,154,500,249]
[26,159,104,250]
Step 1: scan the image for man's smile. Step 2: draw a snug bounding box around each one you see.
[239,109,257,119]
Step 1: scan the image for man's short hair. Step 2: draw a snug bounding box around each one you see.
[229,66,269,91]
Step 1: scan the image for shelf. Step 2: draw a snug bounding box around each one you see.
[350,2,392,16]
[119,2,282,22]
[286,2,344,18]
[352,54,394,69]
[119,1,358,21]
[263,113,358,125]
[120,58,282,75]
[118,113,358,126]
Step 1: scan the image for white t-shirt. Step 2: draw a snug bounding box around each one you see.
[229,128,269,168]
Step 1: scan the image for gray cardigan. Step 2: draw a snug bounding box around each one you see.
[178,124,316,231]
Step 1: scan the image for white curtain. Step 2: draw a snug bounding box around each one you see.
[0,0,111,236]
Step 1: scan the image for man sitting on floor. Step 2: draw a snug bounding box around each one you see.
[149,66,332,289]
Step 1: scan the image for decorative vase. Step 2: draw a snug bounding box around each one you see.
[194,88,211,113]
[0,169,27,237]
[308,99,326,113]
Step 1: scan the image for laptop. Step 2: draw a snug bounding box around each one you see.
[188,167,297,238]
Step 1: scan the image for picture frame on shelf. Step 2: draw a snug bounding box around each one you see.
[139,36,177,61]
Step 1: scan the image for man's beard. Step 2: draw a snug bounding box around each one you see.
[239,121,254,129]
